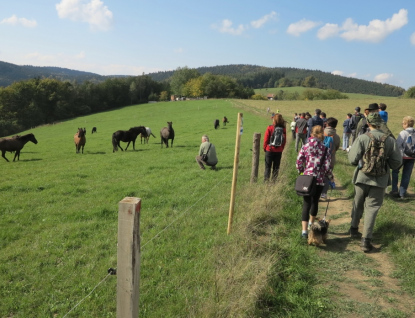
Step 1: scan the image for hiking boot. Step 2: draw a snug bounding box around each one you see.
[360,238,373,253]
[320,193,327,199]
[301,233,308,239]
[349,226,361,239]
[389,190,399,197]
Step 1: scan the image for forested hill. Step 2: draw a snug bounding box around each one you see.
[0,61,405,97]
[0,61,109,86]
[148,64,405,97]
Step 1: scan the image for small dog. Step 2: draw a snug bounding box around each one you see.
[308,218,330,246]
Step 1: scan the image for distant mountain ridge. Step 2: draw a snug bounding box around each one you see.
[0,61,405,96]
[0,61,109,87]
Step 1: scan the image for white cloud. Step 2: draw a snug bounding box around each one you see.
[411,32,415,45]
[318,9,408,43]
[317,23,341,40]
[213,19,246,35]
[331,70,343,76]
[251,11,276,29]
[56,0,113,31]
[287,19,320,36]
[374,73,393,83]
[0,15,37,27]
[348,72,357,78]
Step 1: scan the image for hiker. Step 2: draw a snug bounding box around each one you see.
[348,113,402,252]
[195,135,218,170]
[350,107,364,145]
[307,109,324,138]
[390,116,415,199]
[290,119,296,140]
[321,117,340,199]
[378,103,388,123]
[356,103,394,139]
[342,113,352,151]
[263,113,287,182]
[320,112,327,128]
[296,125,334,239]
[295,113,308,152]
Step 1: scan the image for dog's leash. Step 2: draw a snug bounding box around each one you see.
[322,188,332,222]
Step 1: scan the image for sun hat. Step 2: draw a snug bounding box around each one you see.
[365,103,379,111]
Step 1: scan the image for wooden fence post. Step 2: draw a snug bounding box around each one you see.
[227,113,243,235]
[117,197,141,318]
[250,133,261,183]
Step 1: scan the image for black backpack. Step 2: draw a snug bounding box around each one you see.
[269,126,284,147]
[350,113,363,130]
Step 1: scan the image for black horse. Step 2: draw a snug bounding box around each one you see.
[91,127,97,134]
[112,126,146,152]
[0,133,38,162]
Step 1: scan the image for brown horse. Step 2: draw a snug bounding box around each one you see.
[74,128,86,153]
[112,126,146,152]
[160,122,174,148]
[0,133,38,162]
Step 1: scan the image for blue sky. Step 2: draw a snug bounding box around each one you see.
[1,0,414,89]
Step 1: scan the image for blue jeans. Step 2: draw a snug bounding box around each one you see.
[392,159,415,197]
[342,133,351,150]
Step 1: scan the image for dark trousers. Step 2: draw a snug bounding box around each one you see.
[264,151,282,182]
[301,185,324,222]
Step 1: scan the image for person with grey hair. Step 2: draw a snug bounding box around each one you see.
[195,135,218,170]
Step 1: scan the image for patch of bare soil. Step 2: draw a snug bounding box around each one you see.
[315,179,415,317]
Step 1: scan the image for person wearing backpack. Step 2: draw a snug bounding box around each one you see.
[348,113,402,253]
[390,116,415,199]
[320,117,340,199]
[307,109,324,139]
[263,113,287,182]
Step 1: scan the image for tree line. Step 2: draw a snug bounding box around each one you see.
[0,70,254,136]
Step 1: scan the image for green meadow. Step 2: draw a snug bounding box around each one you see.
[1,97,415,317]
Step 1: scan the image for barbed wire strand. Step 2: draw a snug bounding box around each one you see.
[62,272,112,318]
[61,172,230,317]
[142,173,229,249]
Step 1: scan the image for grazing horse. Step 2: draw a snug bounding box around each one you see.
[74,128,86,154]
[160,122,174,148]
[141,127,156,144]
[0,133,38,162]
[223,116,229,126]
[214,119,220,129]
[91,127,97,134]
[112,126,146,152]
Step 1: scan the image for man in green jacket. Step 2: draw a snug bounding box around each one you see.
[348,113,402,252]
[355,103,395,139]
[196,135,218,170]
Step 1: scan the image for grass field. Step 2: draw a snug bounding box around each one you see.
[255,87,400,100]
[1,96,415,317]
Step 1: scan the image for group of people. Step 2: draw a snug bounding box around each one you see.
[275,104,413,253]
[196,103,414,253]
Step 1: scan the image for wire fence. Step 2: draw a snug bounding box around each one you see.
[61,172,231,317]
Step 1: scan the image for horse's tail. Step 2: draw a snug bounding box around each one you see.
[112,133,118,152]
[151,132,156,138]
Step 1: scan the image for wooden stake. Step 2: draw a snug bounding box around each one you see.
[117,197,141,318]
[250,133,261,183]
[227,113,243,234]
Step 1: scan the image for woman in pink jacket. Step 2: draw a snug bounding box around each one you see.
[263,113,287,182]
[296,125,334,239]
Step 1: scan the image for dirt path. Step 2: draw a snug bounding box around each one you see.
[315,179,415,317]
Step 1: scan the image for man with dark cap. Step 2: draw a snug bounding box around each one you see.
[307,108,324,138]
[350,106,364,144]
[356,103,394,139]
[348,113,402,252]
